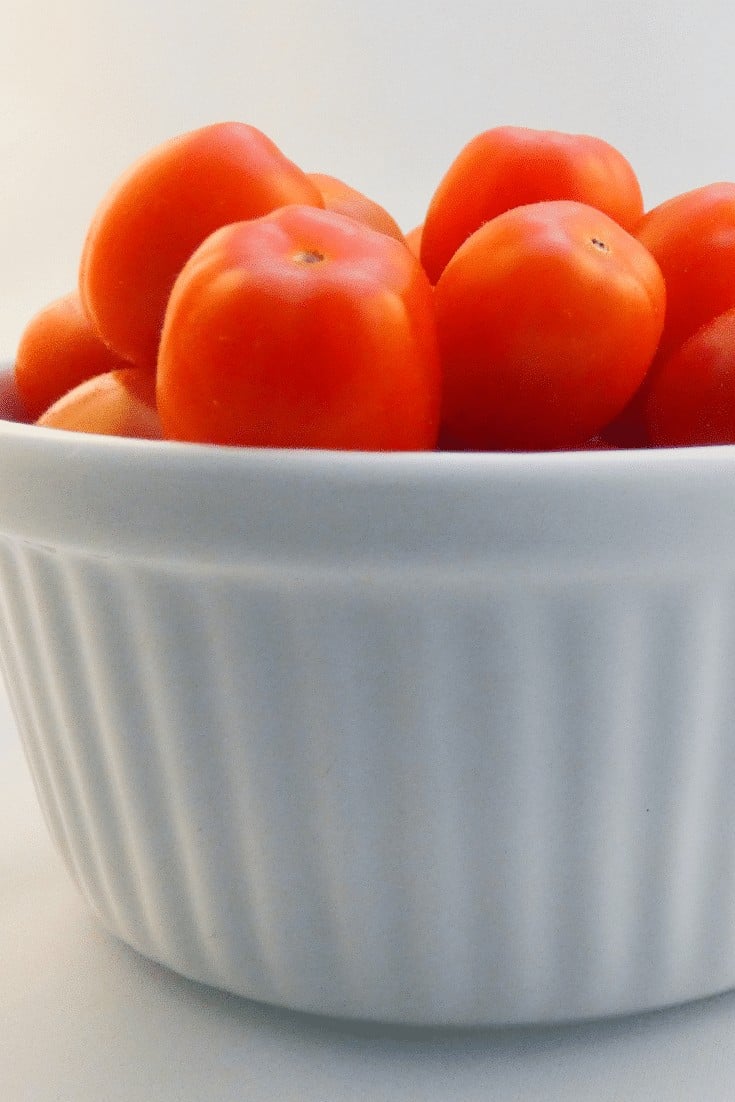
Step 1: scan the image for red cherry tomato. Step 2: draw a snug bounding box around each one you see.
[157,205,441,451]
[37,368,162,439]
[645,307,735,446]
[435,200,665,451]
[405,223,423,261]
[308,172,406,243]
[605,182,735,447]
[560,436,618,451]
[15,291,132,421]
[636,183,735,364]
[421,126,644,284]
[79,122,323,367]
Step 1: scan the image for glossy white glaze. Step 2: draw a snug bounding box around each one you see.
[2,365,735,1024]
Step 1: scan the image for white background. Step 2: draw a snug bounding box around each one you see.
[3,0,735,356]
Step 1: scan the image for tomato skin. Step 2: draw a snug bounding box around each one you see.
[421,126,644,284]
[405,223,423,261]
[437,427,615,452]
[14,291,133,421]
[79,122,324,368]
[37,368,162,439]
[635,183,735,365]
[605,182,735,447]
[645,307,735,446]
[157,205,441,451]
[435,200,665,452]
[556,435,618,451]
[308,173,406,243]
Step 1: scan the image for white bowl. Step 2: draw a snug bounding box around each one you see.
[3,363,735,1026]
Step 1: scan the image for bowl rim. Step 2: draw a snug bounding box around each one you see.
[4,360,735,570]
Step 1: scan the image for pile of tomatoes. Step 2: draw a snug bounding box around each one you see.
[15,121,735,451]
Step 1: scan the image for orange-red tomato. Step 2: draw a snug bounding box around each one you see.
[157,205,441,450]
[14,291,133,421]
[605,182,735,447]
[37,368,162,439]
[636,183,735,365]
[560,436,618,451]
[79,122,323,367]
[308,172,406,243]
[421,126,644,284]
[645,307,735,446]
[405,223,423,260]
[437,426,615,452]
[435,200,665,451]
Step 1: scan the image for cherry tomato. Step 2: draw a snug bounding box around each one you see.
[645,307,735,446]
[15,291,132,421]
[636,183,735,364]
[157,205,441,451]
[79,122,323,367]
[308,173,406,243]
[437,426,615,452]
[421,126,644,284]
[405,223,423,261]
[605,182,735,447]
[435,200,665,451]
[560,436,618,451]
[37,368,162,439]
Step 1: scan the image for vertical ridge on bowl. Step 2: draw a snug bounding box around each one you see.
[67,557,223,963]
[569,585,654,1005]
[5,514,735,1022]
[0,538,115,916]
[654,579,735,984]
[0,539,82,888]
[157,581,292,993]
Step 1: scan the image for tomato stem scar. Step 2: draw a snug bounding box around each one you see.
[295,250,325,264]
[590,237,610,252]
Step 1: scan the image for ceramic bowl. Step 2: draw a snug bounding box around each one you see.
[3,364,735,1026]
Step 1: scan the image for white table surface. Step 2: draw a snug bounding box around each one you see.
[3,683,735,1101]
